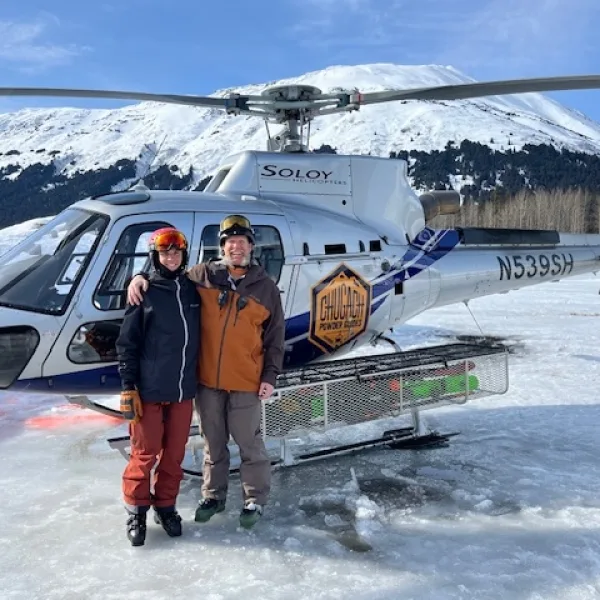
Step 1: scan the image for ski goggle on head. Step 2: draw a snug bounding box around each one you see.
[149,229,188,252]
[220,215,252,233]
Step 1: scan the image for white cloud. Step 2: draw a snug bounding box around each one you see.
[299,0,369,10]
[443,0,600,75]
[286,0,374,39]
[285,0,600,78]
[0,17,88,71]
[285,0,472,59]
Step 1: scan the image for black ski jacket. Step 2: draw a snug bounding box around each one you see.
[116,272,200,403]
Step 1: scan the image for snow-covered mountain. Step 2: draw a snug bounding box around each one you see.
[1,63,600,188]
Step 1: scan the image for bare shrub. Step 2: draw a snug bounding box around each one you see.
[430,189,599,233]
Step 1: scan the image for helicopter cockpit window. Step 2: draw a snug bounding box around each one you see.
[93,222,171,311]
[0,209,108,315]
[200,224,284,283]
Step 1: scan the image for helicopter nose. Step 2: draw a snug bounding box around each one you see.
[0,326,40,389]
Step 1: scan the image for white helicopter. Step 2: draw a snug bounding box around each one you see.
[1,75,600,465]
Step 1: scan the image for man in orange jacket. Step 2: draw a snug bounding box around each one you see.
[127,215,285,529]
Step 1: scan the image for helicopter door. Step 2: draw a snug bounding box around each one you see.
[192,213,294,314]
[41,213,195,387]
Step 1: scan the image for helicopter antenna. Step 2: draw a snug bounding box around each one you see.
[264,120,273,151]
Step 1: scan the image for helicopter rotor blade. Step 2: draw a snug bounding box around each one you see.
[0,87,229,107]
[3,75,600,124]
[0,87,284,118]
[356,75,600,105]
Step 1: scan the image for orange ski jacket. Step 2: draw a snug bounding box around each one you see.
[187,260,285,392]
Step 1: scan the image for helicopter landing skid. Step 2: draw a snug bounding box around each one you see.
[105,423,458,479]
[273,423,460,468]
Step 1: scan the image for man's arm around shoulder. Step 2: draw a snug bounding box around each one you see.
[186,263,207,284]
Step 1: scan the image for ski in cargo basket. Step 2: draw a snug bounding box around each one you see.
[262,341,508,438]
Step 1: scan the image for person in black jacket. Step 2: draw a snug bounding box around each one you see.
[115,227,200,547]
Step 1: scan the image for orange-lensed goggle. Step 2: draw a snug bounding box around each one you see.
[151,230,188,252]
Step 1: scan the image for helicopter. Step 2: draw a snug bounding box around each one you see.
[1,74,600,465]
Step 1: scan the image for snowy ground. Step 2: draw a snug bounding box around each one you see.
[2,273,600,599]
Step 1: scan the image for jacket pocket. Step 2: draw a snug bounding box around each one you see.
[249,344,263,380]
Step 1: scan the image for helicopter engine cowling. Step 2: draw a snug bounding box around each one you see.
[419,190,461,222]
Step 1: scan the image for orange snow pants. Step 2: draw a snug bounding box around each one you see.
[122,400,193,511]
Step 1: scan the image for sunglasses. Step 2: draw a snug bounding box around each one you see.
[151,230,188,252]
[220,215,252,232]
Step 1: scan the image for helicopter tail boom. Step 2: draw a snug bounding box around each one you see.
[399,226,600,318]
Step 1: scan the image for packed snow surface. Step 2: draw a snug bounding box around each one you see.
[2,219,600,599]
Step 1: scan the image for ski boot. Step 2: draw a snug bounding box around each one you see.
[154,507,183,537]
[194,497,226,523]
[239,502,263,529]
[126,511,147,546]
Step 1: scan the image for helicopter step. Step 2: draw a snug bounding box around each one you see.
[94,341,508,476]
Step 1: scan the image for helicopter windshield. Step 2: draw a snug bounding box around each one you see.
[0,208,109,315]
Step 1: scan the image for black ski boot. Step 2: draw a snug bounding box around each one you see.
[126,511,147,546]
[154,507,183,537]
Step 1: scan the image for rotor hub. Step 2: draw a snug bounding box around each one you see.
[260,84,323,102]
[259,85,326,152]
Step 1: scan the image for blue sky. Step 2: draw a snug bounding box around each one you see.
[1,0,600,122]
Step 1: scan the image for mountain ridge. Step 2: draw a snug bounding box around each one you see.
[0,63,600,228]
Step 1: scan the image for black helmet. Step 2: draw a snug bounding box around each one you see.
[219,214,255,246]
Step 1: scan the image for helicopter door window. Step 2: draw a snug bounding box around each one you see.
[67,320,121,364]
[93,221,171,311]
[200,224,284,283]
[0,208,108,315]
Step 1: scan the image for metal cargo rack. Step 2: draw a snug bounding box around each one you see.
[261,341,508,466]
[103,341,509,475]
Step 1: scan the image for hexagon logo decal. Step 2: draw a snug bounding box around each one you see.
[309,263,372,354]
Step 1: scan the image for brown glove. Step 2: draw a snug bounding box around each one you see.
[120,390,143,423]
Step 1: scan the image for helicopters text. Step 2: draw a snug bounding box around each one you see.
[1,75,600,397]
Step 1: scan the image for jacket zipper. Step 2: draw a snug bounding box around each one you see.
[175,279,188,402]
[215,291,234,390]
